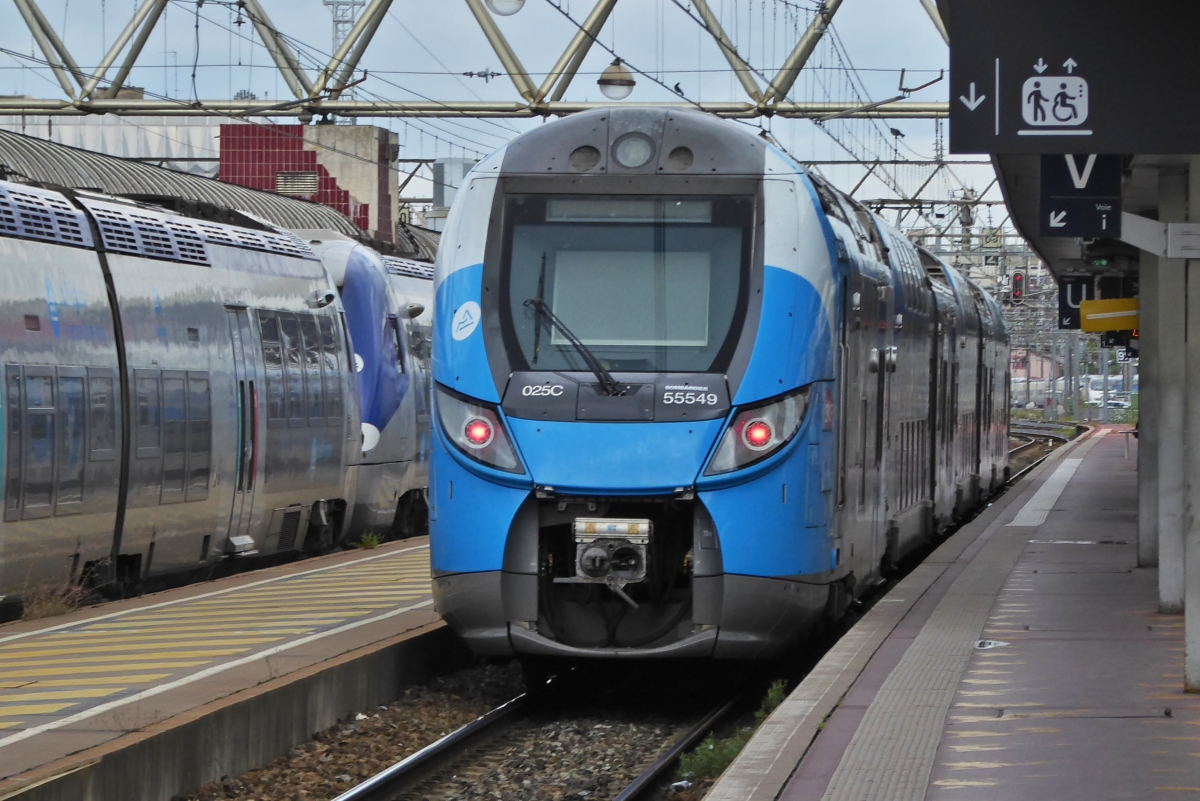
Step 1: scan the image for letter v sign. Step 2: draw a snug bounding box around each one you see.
[1065,154,1098,189]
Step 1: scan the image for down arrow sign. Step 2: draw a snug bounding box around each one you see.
[959,82,986,111]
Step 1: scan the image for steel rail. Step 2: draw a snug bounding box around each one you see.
[1007,435,1037,458]
[329,692,529,801]
[613,695,742,801]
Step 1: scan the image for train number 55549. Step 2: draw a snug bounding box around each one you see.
[662,392,720,405]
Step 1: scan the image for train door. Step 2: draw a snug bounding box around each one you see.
[225,307,259,543]
[869,280,894,573]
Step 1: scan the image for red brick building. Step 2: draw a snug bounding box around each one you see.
[219,123,398,243]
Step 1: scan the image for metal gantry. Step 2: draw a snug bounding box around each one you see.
[2,0,950,119]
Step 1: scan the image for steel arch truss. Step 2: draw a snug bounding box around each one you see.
[3,0,950,119]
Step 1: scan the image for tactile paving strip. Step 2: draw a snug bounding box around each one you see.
[0,544,431,749]
[820,432,1105,801]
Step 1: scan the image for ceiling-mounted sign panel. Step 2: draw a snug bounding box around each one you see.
[949,1,1200,154]
[1039,154,1122,238]
[1080,298,1139,333]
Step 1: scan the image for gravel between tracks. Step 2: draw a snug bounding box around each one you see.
[395,711,687,801]
[181,663,524,801]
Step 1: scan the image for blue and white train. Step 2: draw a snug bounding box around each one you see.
[0,183,431,611]
[429,109,1008,660]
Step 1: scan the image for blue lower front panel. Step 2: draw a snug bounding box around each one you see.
[429,444,530,576]
[507,417,726,494]
[430,407,839,658]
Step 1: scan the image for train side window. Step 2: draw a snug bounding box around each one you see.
[4,366,22,521]
[23,370,55,516]
[135,370,161,459]
[187,373,211,501]
[300,314,325,425]
[389,316,406,374]
[88,370,116,461]
[279,313,305,427]
[161,373,187,502]
[318,315,343,424]
[56,371,85,511]
[258,312,286,427]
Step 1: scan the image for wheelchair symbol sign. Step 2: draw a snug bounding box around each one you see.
[1022,76,1088,127]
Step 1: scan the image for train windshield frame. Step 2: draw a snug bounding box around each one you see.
[497,194,754,375]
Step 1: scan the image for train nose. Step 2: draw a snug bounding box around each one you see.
[504,418,728,494]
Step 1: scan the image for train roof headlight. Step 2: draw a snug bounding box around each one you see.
[705,386,812,475]
[612,133,653,167]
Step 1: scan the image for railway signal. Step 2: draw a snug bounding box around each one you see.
[1011,269,1026,304]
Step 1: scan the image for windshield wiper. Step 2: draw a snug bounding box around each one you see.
[523,297,623,396]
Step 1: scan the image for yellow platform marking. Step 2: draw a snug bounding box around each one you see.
[0,702,76,716]
[0,649,250,668]
[0,722,18,730]
[0,639,278,658]
[18,675,170,688]
[0,662,208,679]
[950,730,1011,738]
[943,762,1013,769]
[64,626,312,637]
[0,688,123,703]
[0,545,433,738]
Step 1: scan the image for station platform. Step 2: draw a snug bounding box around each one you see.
[710,426,1196,800]
[0,539,442,798]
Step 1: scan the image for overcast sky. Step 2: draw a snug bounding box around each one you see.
[0,0,1004,225]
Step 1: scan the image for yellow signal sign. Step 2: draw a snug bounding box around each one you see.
[1080,298,1139,332]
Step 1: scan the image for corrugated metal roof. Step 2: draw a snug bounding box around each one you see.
[394,220,440,262]
[0,127,363,237]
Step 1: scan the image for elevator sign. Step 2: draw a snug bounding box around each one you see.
[949,1,1200,153]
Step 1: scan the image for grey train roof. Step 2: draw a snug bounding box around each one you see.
[0,179,317,264]
[500,107,768,176]
[0,127,363,237]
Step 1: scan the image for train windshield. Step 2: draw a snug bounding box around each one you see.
[501,195,752,373]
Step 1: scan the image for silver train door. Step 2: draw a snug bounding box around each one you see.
[226,307,259,542]
[869,280,894,571]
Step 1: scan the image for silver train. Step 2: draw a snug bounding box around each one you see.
[0,180,431,610]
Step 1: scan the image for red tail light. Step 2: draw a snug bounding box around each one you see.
[743,420,773,450]
[463,418,494,448]
[705,386,812,475]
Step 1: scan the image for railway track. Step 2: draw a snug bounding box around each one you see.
[332,674,741,801]
[1007,423,1076,483]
